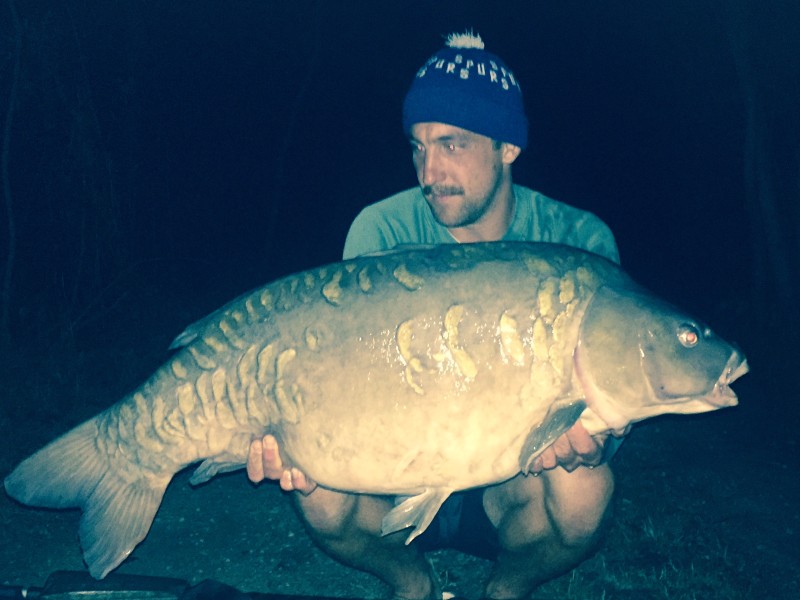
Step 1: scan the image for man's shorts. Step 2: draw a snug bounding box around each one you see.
[410,436,623,560]
[413,488,500,560]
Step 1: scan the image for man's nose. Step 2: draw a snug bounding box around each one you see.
[420,151,442,186]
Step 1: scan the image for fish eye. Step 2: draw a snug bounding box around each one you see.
[677,324,700,348]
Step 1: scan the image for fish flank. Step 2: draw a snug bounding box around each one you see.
[202,334,228,354]
[322,270,343,305]
[170,359,188,379]
[499,311,526,365]
[245,382,270,427]
[149,396,174,444]
[358,266,372,292]
[194,372,216,423]
[177,383,207,442]
[244,296,261,321]
[210,368,236,428]
[256,343,277,389]
[225,369,251,426]
[132,393,163,453]
[187,345,217,370]
[537,278,559,322]
[559,272,576,304]
[396,320,427,394]
[274,348,302,423]
[219,318,248,350]
[393,264,425,290]
[259,289,274,311]
[236,345,258,386]
[443,304,478,379]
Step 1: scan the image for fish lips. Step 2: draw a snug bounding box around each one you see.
[706,351,749,408]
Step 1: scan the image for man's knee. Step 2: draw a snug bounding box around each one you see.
[544,465,614,546]
[294,490,394,541]
[293,488,358,537]
[484,466,614,551]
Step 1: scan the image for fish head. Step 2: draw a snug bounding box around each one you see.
[574,285,748,433]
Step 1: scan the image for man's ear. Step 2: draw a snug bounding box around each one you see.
[501,143,522,165]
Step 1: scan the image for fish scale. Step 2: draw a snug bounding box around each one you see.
[4,241,747,580]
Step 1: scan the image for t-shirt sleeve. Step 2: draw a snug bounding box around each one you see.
[342,206,393,260]
[573,213,620,264]
[343,189,441,259]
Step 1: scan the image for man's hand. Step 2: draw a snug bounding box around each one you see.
[527,421,608,474]
[247,434,318,495]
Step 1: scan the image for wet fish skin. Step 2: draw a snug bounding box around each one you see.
[3,242,747,580]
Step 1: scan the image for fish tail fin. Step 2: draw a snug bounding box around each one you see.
[4,417,168,579]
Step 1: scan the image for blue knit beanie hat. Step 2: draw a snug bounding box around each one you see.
[402,31,529,149]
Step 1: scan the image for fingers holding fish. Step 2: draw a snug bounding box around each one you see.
[526,423,607,474]
[247,434,317,495]
[282,468,318,496]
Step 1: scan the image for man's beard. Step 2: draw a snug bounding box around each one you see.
[423,184,493,229]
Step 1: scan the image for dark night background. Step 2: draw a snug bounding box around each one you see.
[1,1,798,597]
[1,0,798,377]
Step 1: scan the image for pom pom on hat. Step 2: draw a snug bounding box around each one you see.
[402,31,528,149]
[445,31,486,49]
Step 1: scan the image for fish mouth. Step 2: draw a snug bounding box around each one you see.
[707,351,749,408]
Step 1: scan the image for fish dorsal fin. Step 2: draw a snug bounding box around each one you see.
[518,400,587,472]
[381,488,453,544]
[359,243,438,258]
[168,302,237,349]
[168,286,262,350]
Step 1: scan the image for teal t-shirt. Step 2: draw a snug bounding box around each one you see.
[343,184,619,263]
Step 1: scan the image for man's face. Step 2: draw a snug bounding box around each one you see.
[409,122,509,229]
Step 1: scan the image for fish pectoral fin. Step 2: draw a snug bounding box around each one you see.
[189,454,245,485]
[518,400,588,473]
[381,488,453,544]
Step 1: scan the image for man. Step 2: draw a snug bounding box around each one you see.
[248,32,620,599]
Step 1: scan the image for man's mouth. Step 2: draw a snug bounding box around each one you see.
[423,185,463,201]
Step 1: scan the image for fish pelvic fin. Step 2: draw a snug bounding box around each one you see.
[3,417,169,579]
[381,488,453,544]
[189,453,246,485]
